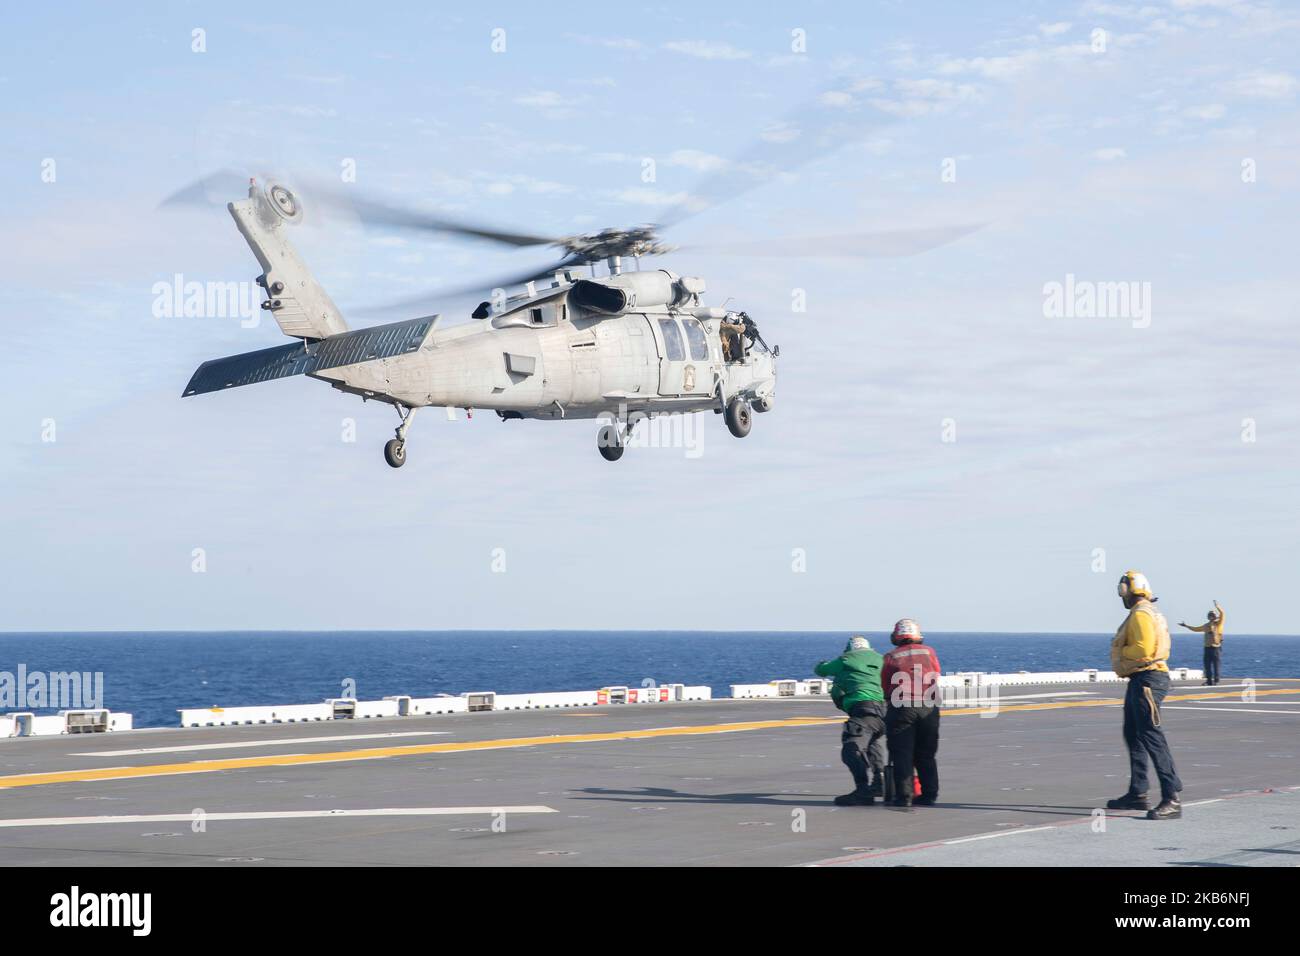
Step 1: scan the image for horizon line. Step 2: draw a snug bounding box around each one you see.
[1,628,1297,638]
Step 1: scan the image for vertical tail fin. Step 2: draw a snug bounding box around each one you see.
[229,181,349,341]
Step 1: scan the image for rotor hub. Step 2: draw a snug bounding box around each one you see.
[558,226,672,261]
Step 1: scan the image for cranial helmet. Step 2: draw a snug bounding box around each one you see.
[1117,570,1152,602]
[891,619,922,645]
[846,635,871,652]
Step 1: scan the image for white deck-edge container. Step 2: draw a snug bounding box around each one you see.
[1,669,1207,734]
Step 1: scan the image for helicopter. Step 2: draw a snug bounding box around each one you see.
[171,89,980,467]
[180,177,779,465]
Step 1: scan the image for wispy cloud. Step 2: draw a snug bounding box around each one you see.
[567,33,643,51]
[1090,146,1128,160]
[1229,70,1297,99]
[663,39,752,61]
[870,77,980,117]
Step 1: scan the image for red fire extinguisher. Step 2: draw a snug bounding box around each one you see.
[882,766,923,801]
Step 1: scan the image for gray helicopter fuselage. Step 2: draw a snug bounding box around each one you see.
[315,283,777,423]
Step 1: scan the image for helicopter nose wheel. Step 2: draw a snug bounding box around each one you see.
[725,398,753,438]
[597,423,624,462]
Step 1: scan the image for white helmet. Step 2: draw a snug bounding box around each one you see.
[1117,570,1152,601]
[891,619,922,645]
[846,635,871,652]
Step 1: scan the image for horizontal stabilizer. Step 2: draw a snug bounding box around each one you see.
[183,316,436,397]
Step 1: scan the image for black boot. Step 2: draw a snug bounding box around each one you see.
[890,795,913,808]
[914,794,937,806]
[834,790,875,807]
[868,778,884,799]
[1147,798,1182,820]
[1106,792,1150,811]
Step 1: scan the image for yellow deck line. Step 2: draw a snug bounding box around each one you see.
[940,686,1300,718]
[0,716,832,790]
[0,686,1294,791]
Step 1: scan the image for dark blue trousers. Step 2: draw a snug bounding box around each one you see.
[1123,670,1183,801]
[1203,646,1221,685]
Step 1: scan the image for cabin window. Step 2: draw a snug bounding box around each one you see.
[658,318,685,361]
[531,308,544,325]
[682,318,709,361]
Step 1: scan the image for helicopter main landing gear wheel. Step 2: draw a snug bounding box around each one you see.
[597,423,624,462]
[384,439,407,468]
[385,404,418,468]
[725,397,753,438]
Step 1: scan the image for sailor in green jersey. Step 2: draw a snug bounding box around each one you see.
[815,635,887,806]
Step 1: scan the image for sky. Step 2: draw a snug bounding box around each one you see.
[1,1,1298,634]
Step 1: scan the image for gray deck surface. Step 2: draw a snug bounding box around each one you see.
[0,678,1296,867]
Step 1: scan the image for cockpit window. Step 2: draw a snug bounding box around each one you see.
[681,318,709,361]
[658,318,685,361]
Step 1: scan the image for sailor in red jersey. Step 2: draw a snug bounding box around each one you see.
[881,618,942,807]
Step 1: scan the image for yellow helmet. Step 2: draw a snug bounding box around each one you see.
[1117,570,1152,601]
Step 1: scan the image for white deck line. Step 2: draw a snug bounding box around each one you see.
[942,825,1058,845]
[0,807,558,828]
[1163,707,1300,715]
[72,731,451,757]
[1168,699,1300,704]
[951,691,1098,702]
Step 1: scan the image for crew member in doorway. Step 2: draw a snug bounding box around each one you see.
[1107,570,1184,820]
[720,316,745,362]
[1178,601,1225,686]
[815,636,888,806]
[882,619,941,808]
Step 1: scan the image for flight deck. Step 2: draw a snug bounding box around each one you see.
[0,677,1296,867]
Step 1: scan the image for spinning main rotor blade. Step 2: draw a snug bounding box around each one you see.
[164,76,969,320]
[653,78,898,230]
[674,223,988,259]
[159,170,255,209]
[327,192,560,248]
[352,254,587,318]
[161,169,562,249]
[366,223,989,315]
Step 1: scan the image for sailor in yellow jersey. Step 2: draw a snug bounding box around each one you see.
[1178,601,1225,686]
[1105,570,1185,820]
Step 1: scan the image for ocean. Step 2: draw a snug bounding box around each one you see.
[2,630,1297,729]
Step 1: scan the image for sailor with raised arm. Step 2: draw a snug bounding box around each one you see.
[1179,601,1225,686]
